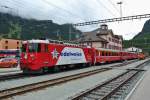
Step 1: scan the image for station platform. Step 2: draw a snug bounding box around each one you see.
[127,64,150,100]
[0,65,21,75]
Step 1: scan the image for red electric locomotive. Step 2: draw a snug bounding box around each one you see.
[20,39,94,73]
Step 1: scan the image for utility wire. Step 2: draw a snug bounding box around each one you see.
[43,0,86,22]
[3,0,70,22]
[80,0,105,21]
[3,0,46,15]
[107,0,120,14]
[68,0,94,22]
[95,0,117,17]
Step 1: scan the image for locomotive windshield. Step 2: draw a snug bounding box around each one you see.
[28,43,41,52]
[21,44,27,52]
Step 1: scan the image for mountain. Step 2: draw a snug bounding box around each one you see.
[123,19,150,54]
[0,12,82,40]
[133,19,150,39]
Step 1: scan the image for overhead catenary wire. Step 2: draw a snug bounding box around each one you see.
[73,14,150,26]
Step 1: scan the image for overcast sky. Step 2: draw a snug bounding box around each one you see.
[0,0,150,40]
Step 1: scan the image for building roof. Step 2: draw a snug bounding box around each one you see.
[92,28,113,35]
[78,24,123,43]
[78,32,108,43]
[0,38,21,41]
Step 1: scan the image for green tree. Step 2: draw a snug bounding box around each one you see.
[8,22,21,39]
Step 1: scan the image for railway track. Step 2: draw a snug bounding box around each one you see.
[0,60,138,82]
[0,59,147,99]
[69,61,149,100]
[0,73,24,81]
[0,68,109,99]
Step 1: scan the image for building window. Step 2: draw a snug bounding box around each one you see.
[5,46,8,49]
[108,45,111,49]
[17,41,19,44]
[5,40,8,44]
[109,38,111,41]
[112,39,114,42]
[87,42,90,46]
[17,47,19,49]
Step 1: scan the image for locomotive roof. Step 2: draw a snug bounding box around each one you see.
[23,39,89,48]
[96,48,121,52]
[95,48,136,53]
[23,40,49,44]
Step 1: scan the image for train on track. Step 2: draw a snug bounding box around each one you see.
[20,39,145,73]
[0,49,20,68]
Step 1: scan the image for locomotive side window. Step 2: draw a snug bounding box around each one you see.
[45,44,48,52]
[37,44,41,52]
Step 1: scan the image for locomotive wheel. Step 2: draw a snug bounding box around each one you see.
[83,63,88,67]
[88,63,92,67]
[53,66,60,72]
[43,67,49,73]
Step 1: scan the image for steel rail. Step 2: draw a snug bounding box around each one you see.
[0,68,109,99]
[0,59,146,99]
[0,60,137,82]
[69,60,149,100]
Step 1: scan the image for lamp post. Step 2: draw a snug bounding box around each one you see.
[117,1,123,17]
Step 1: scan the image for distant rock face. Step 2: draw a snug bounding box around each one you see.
[0,12,82,40]
[133,19,150,39]
[142,19,150,33]
[123,19,150,54]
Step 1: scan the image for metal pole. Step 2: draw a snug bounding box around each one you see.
[69,24,71,41]
[56,30,59,40]
[117,1,123,17]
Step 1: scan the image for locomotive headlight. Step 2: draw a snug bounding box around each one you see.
[24,53,27,59]
[30,54,35,60]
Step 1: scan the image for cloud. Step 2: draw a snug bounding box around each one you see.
[0,0,149,40]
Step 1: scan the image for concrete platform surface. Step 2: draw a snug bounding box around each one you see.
[127,62,150,100]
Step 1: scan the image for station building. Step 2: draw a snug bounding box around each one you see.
[0,38,21,49]
[78,24,123,50]
[124,47,142,53]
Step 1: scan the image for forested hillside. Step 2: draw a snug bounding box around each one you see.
[0,12,82,40]
[123,19,150,53]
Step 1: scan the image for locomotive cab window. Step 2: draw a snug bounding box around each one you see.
[29,43,41,52]
[21,44,27,52]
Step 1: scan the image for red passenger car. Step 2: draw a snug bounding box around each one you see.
[94,48,122,64]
